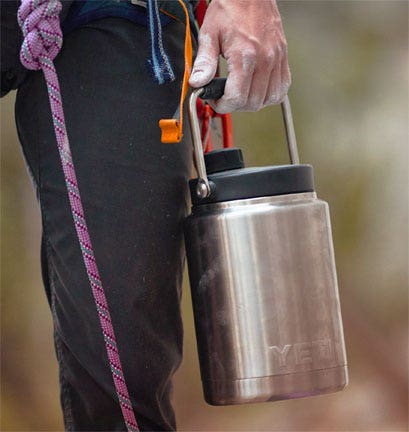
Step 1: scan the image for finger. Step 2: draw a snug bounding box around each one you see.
[280,57,292,100]
[245,45,278,111]
[263,57,282,107]
[211,50,256,114]
[246,65,273,112]
[189,32,220,88]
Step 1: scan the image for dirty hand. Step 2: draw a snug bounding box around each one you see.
[189,0,291,114]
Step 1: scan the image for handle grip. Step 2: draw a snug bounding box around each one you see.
[200,78,227,100]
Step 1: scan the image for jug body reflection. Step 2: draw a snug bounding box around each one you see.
[184,82,348,405]
[185,192,348,405]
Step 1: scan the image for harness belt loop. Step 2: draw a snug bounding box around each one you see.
[146,0,175,84]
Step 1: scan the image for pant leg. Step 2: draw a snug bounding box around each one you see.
[15,17,193,431]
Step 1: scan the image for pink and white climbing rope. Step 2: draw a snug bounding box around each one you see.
[17,1,139,430]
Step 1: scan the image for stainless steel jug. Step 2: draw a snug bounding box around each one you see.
[184,80,348,406]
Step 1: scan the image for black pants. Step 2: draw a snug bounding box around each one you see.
[15,18,192,431]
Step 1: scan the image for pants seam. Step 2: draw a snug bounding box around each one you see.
[48,244,75,431]
[37,78,75,429]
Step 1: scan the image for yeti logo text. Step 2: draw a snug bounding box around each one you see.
[269,339,336,367]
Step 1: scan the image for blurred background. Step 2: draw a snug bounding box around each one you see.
[1,1,408,430]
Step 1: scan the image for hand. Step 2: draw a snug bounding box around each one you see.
[189,0,291,114]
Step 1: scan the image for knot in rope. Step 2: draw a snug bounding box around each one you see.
[18,0,63,70]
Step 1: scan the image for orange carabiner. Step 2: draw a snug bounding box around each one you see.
[159,0,192,143]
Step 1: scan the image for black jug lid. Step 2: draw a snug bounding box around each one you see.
[205,148,245,173]
[190,148,315,206]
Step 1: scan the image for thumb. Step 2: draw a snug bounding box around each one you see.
[189,32,219,88]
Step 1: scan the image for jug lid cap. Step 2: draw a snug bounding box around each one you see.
[204,148,245,174]
[190,150,315,206]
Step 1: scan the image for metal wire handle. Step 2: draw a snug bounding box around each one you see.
[189,81,300,199]
[281,96,300,165]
